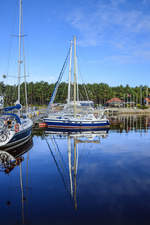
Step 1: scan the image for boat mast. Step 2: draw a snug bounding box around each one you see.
[22,4,28,112]
[67,41,72,105]
[18,0,22,104]
[23,38,28,112]
[73,36,77,117]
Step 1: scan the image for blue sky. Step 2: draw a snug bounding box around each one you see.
[1,0,150,86]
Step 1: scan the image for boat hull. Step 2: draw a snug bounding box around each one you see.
[0,126,32,151]
[44,119,110,132]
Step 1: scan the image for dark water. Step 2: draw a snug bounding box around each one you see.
[1,115,150,225]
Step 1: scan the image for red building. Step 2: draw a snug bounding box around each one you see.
[106,98,123,107]
[144,98,150,105]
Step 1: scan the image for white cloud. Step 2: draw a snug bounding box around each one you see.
[66,0,150,62]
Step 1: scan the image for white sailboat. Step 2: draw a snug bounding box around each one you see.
[44,36,110,131]
[0,0,33,150]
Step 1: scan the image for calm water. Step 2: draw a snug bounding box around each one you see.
[1,115,150,225]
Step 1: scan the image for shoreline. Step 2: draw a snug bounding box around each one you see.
[102,107,150,115]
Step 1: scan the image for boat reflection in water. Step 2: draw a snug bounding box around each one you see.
[0,138,33,174]
[44,129,109,209]
[0,138,33,224]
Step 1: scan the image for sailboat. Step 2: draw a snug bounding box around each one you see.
[44,36,110,131]
[0,0,33,150]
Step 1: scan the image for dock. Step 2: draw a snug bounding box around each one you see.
[29,106,150,131]
[27,108,47,129]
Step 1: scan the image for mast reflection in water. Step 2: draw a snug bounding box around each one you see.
[44,129,109,210]
[110,114,150,133]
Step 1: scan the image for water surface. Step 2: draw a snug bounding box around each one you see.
[1,115,150,225]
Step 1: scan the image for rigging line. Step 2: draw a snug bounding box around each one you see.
[21,10,28,112]
[47,45,71,112]
[76,56,90,102]
[6,0,18,80]
[59,82,68,103]
[68,40,72,104]
[44,136,73,200]
[20,0,30,83]
[26,36,30,81]
[76,57,79,102]
[73,36,77,118]
[78,91,84,101]
[52,135,68,172]
[50,135,68,178]
[6,36,13,81]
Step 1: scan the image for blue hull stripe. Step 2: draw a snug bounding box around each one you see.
[45,121,110,131]
[9,126,32,144]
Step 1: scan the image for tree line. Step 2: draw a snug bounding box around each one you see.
[0,81,149,106]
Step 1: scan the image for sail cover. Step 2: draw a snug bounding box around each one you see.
[3,104,22,112]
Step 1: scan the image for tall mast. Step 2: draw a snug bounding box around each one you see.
[67,41,72,104]
[18,0,22,104]
[21,7,28,111]
[23,37,28,112]
[73,36,77,117]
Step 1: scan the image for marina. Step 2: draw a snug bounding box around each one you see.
[1,0,150,224]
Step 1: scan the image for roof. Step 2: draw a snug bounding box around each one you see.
[106,98,122,103]
[145,98,150,103]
